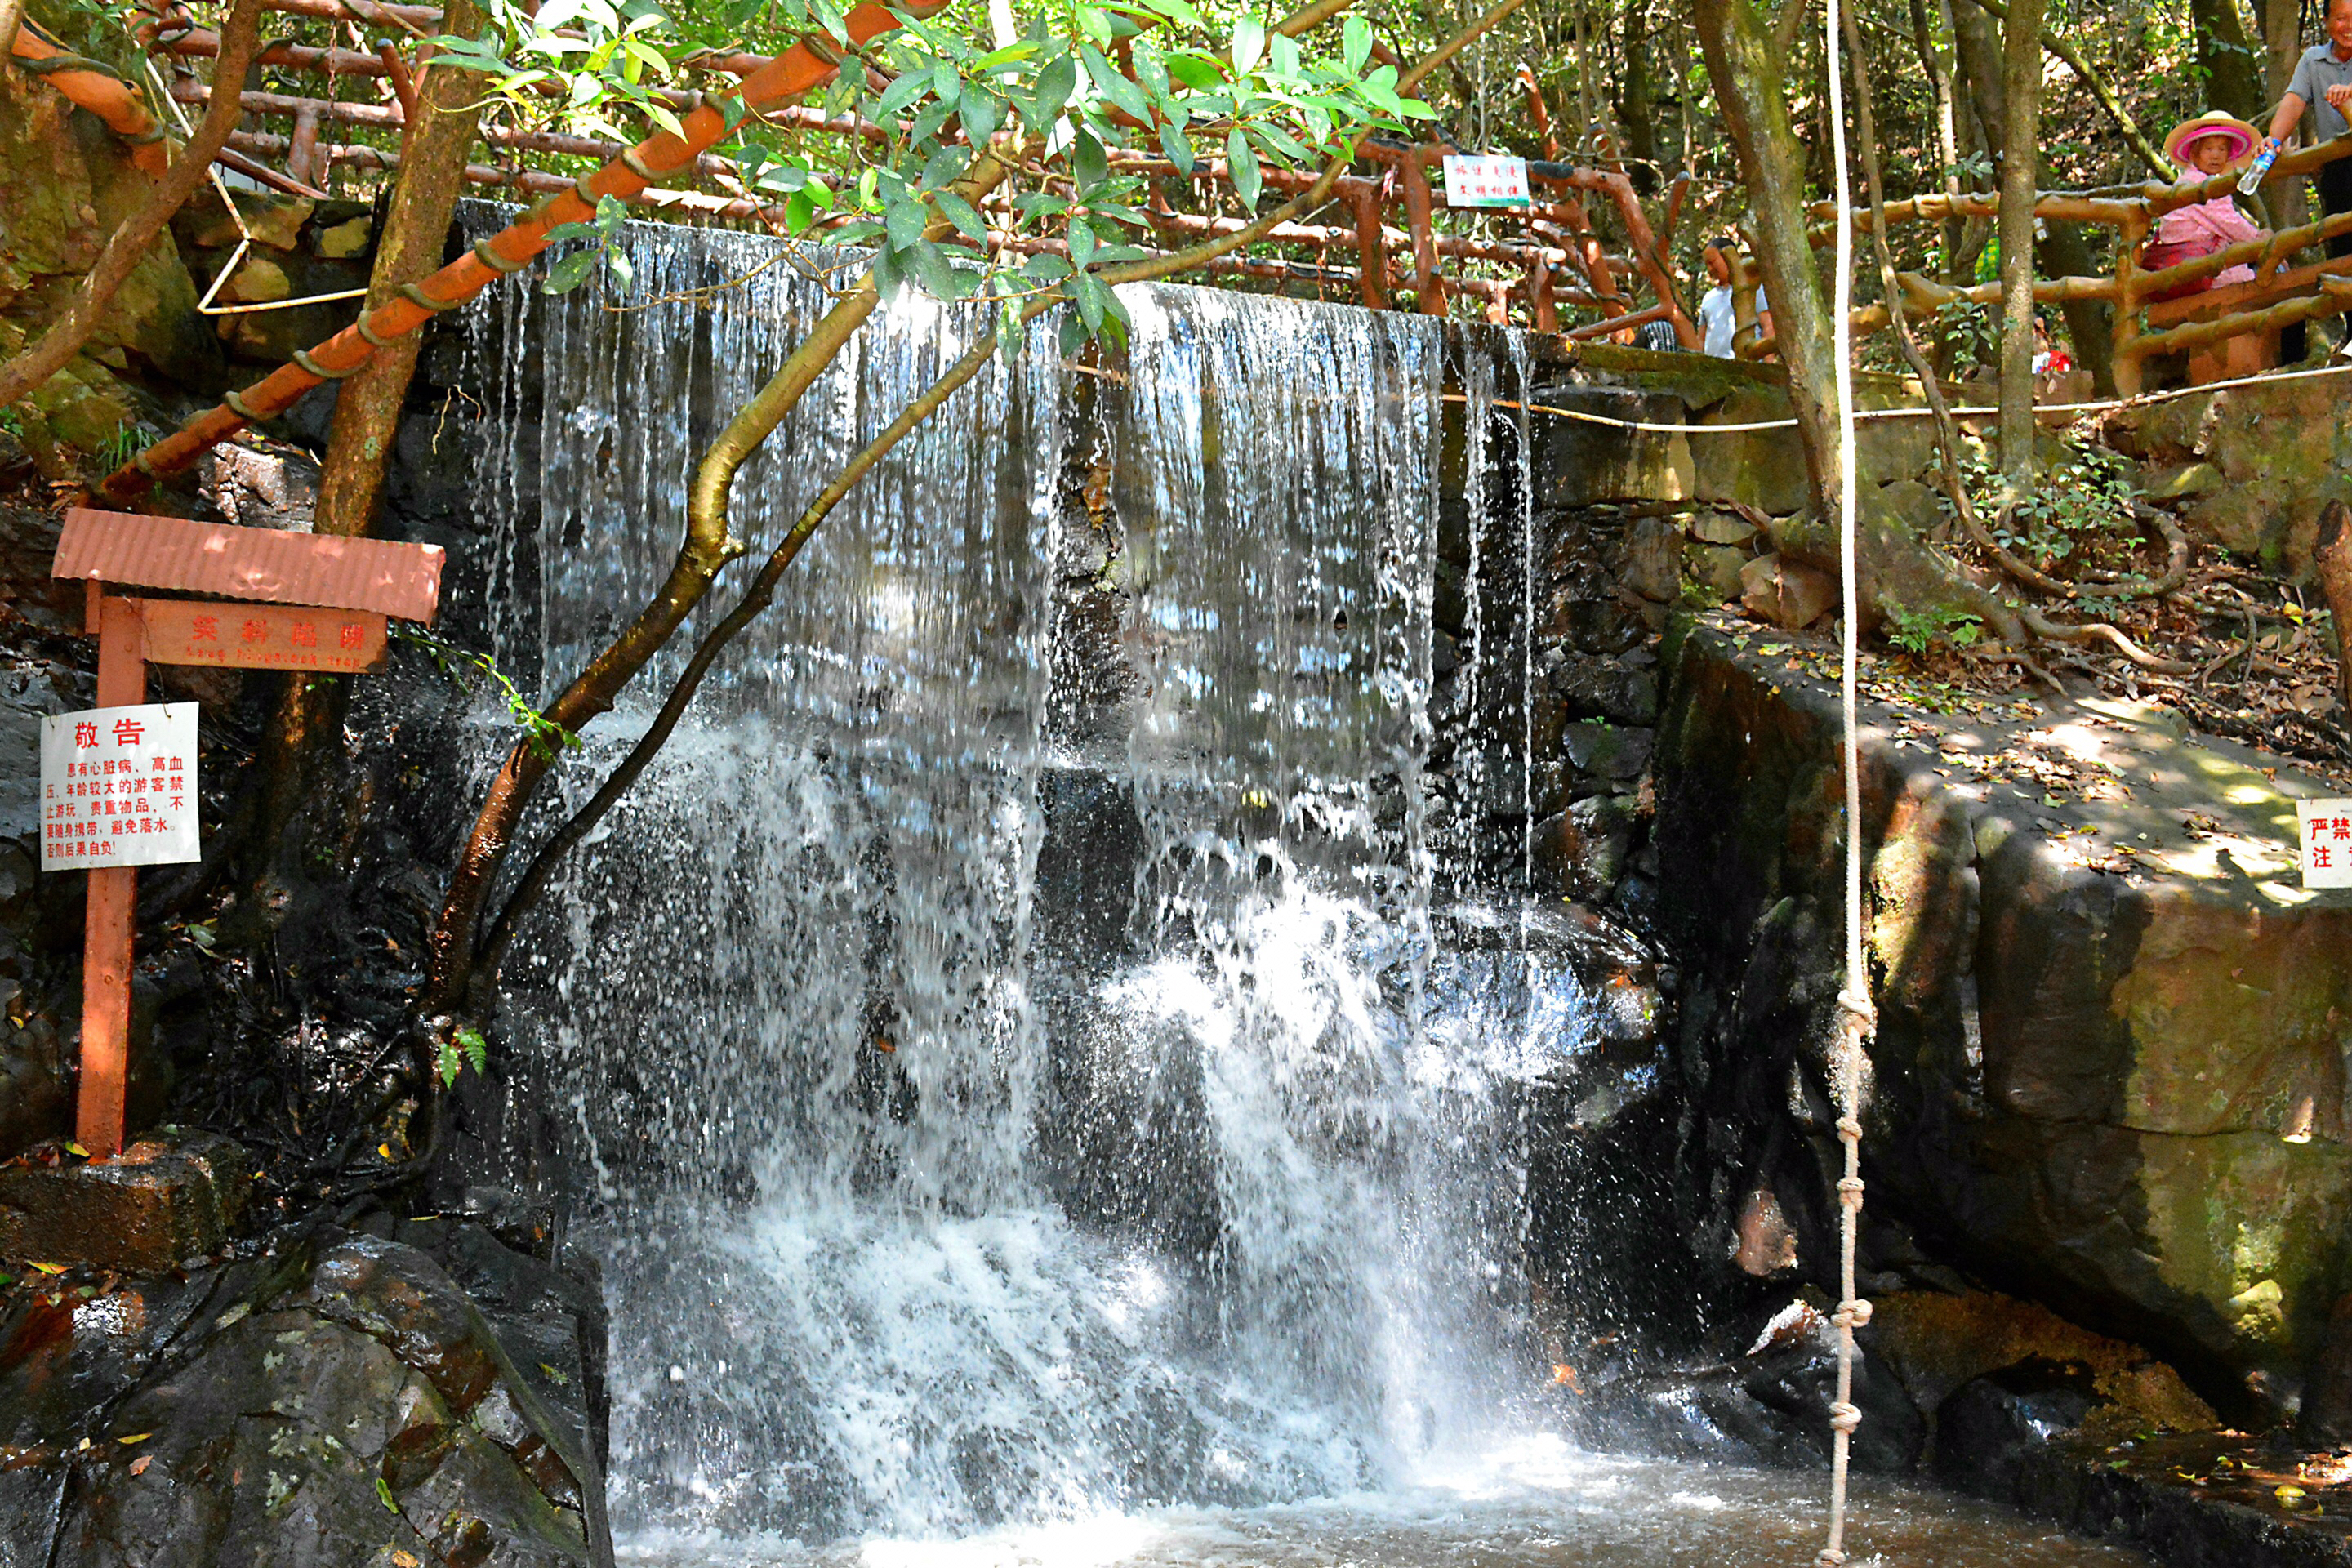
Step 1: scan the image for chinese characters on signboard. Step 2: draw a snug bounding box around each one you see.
[135,599,386,674]
[1441,154,1531,209]
[2297,799,2352,889]
[39,702,199,871]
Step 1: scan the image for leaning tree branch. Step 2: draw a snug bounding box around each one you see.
[0,0,263,412]
[425,145,1024,1006]
[460,0,1533,991]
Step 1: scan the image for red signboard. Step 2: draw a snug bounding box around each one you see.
[127,598,388,673]
[53,509,444,623]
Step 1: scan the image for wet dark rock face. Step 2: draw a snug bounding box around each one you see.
[0,1210,611,1567]
[1646,622,2352,1432]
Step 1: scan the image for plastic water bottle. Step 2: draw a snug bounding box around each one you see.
[2238,139,2279,195]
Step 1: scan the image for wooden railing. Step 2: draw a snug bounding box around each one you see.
[1759,133,2352,394]
[30,0,2352,383]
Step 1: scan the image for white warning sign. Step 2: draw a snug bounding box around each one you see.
[40,702,200,871]
[2297,798,2352,889]
[1441,154,1531,209]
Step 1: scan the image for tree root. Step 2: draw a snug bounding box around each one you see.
[1965,647,2067,693]
[2020,607,2194,672]
[1967,501,2077,597]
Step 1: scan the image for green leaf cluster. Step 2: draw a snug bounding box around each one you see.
[391,624,583,761]
[436,0,1435,350]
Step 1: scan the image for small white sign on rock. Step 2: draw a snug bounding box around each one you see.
[39,702,199,871]
[2296,798,2352,889]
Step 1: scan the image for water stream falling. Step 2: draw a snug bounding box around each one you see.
[457,212,2146,1567]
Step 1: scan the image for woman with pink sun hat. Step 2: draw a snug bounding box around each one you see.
[2140,112,2270,303]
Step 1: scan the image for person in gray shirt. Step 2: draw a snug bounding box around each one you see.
[2257,0,2352,353]
[2265,0,2352,259]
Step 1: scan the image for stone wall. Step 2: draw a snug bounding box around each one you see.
[1477,341,2352,1480]
[2102,374,2352,581]
[1649,622,2352,1429]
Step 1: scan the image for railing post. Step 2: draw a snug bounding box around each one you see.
[1401,148,1447,315]
[1529,244,1557,332]
[1350,182,1389,310]
[2112,207,2148,399]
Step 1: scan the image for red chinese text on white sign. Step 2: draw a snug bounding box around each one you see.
[39,702,200,871]
[2296,798,2352,889]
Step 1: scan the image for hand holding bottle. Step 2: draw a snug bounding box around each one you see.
[2238,137,2282,195]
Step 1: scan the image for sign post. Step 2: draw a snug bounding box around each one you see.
[49,510,445,1157]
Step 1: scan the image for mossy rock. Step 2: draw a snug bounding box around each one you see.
[0,57,218,449]
[2120,376,2352,578]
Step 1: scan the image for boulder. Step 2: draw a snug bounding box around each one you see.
[1618,515,1682,603]
[1686,541,1749,603]
[314,216,373,260]
[198,443,319,532]
[1549,656,1659,724]
[2111,376,2352,577]
[2141,462,2223,504]
[0,63,218,457]
[0,1221,610,1567]
[1532,793,1637,901]
[1739,552,1837,630]
[1690,510,1758,546]
[1561,720,1654,781]
[0,1131,252,1273]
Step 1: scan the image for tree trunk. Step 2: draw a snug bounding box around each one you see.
[2190,0,2270,126]
[312,0,489,543]
[1996,0,2042,479]
[2258,0,2310,231]
[1911,0,1964,284]
[246,0,489,929]
[1951,0,2006,148]
[1615,0,1658,191]
[0,0,262,413]
[2038,220,2113,394]
[2318,501,2352,716]
[1692,0,1842,513]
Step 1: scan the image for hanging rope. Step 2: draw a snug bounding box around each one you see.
[1818,0,1875,1556]
[1432,357,2352,435]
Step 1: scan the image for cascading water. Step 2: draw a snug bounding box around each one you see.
[458,211,2148,1566]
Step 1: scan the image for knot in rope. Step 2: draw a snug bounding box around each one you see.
[1816,1552,1847,1566]
[1829,1401,1863,1434]
[1837,1174,1866,1209]
[1833,1298,1873,1330]
[1835,1115,1862,1140]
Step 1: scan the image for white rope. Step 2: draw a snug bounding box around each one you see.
[1820,0,1873,1557]
[1437,357,2352,435]
[147,55,372,319]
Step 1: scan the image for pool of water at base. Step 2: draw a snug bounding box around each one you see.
[613,1436,2149,1568]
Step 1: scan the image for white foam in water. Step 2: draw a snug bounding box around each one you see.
[460,212,2149,1566]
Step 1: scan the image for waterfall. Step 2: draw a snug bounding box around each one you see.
[457,212,1599,1550]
